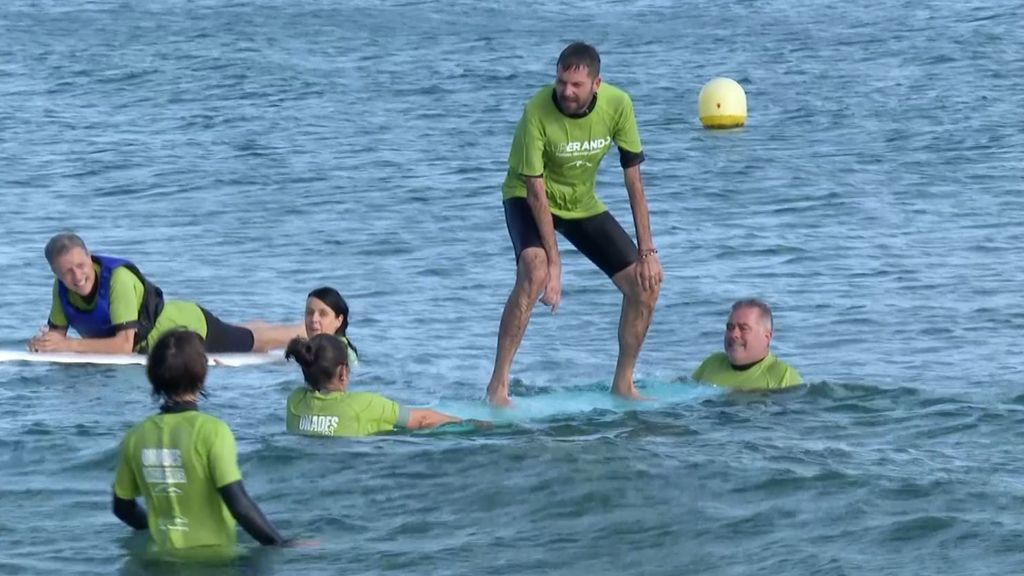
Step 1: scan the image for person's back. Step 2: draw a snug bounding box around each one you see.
[286,388,400,437]
[284,334,462,436]
[115,410,240,551]
[111,329,292,555]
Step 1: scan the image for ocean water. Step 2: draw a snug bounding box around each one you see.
[1,0,1023,574]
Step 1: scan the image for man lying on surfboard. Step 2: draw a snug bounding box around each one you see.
[27,232,304,355]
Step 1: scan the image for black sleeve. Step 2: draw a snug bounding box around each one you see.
[113,321,140,332]
[218,480,287,546]
[112,496,149,531]
[619,148,645,169]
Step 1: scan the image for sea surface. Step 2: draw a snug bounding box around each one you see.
[1,1,1022,574]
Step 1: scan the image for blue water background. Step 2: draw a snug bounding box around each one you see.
[1,1,1022,574]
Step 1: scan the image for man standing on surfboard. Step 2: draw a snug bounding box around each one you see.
[27,232,303,355]
[485,42,663,405]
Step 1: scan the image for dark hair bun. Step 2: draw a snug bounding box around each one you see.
[285,337,315,367]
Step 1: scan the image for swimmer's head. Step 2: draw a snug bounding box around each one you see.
[285,333,349,393]
[147,329,208,402]
[724,299,774,366]
[304,287,350,337]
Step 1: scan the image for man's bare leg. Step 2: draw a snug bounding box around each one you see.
[486,248,548,406]
[609,263,660,398]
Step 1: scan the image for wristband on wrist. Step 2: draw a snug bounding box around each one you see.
[638,248,658,259]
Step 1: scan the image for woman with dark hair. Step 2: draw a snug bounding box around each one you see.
[112,329,292,553]
[285,334,461,437]
[304,286,358,365]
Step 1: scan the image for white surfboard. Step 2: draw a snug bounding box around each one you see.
[0,349,283,367]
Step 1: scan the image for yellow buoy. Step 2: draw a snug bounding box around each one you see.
[698,77,747,129]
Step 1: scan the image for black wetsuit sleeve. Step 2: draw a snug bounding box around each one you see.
[112,496,148,531]
[619,148,645,169]
[218,480,286,546]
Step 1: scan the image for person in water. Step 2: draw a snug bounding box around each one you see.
[28,232,304,354]
[285,334,461,437]
[112,329,292,552]
[304,286,358,365]
[692,299,802,391]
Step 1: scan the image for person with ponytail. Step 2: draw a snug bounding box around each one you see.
[285,334,461,437]
[112,329,293,554]
[303,287,359,365]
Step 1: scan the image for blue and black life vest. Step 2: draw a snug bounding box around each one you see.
[57,254,165,352]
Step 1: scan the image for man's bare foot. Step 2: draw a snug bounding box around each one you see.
[611,385,653,402]
[486,384,511,407]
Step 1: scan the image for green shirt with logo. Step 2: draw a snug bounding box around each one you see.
[113,411,243,552]
[49,264,208,352]
[502,82,643,219]
[286,388,408,437]
[692,352,802,391]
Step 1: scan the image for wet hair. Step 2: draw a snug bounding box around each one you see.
[557,42,601,79]
[731,298,774,331]
[45,232,88,266]
[285,334,349,393]
[307,286,358,357]
[146,329,208,401]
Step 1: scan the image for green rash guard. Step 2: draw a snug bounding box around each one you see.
[113,411,242,552]
[501,82,644,219]
[286,388,409,437]
[692,352,803,391]
[48,265,207,352]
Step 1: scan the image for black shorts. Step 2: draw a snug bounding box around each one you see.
[503,197,637,278]
[200,307,255,353]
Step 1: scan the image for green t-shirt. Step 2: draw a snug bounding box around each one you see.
[338,335,359,367]
[113,411,242,551]
[49,264,207,352]
[286,388,407,437]
[692,352,803,391]
[501,82,643,219]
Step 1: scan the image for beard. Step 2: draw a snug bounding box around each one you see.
[558,89,594,114]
